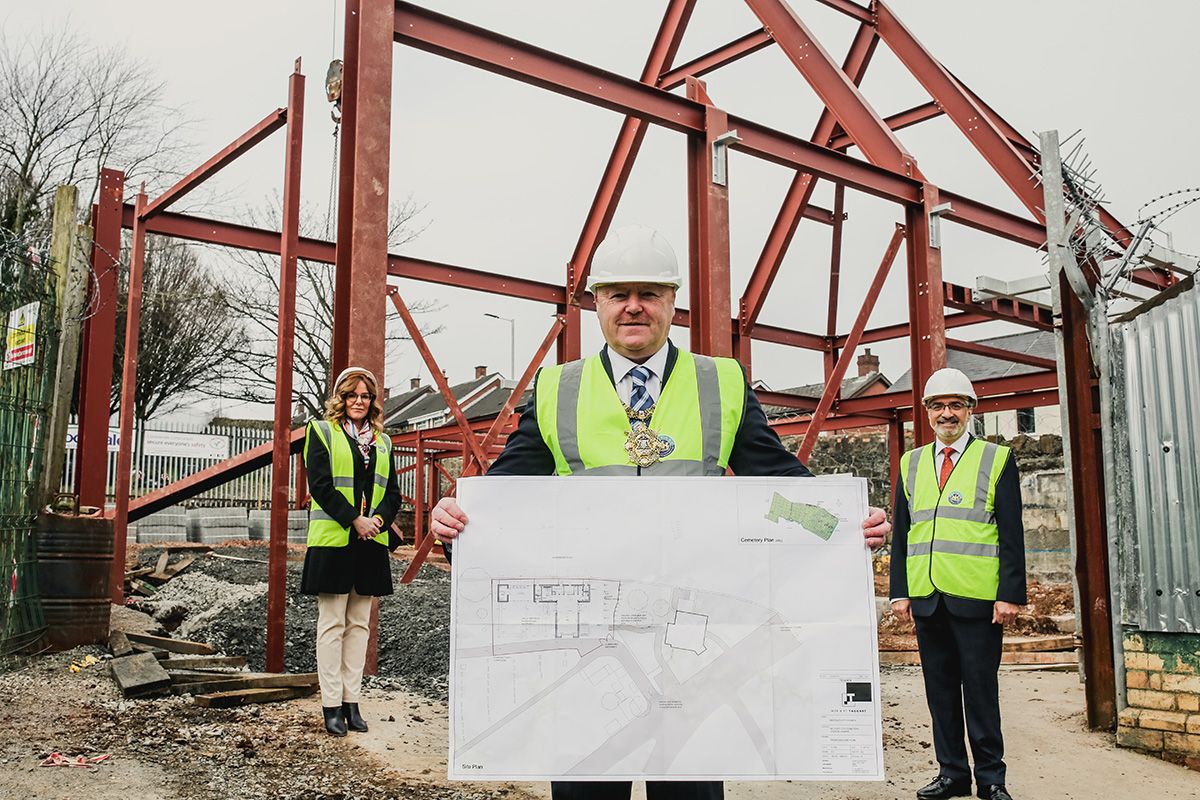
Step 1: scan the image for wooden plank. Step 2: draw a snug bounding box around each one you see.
[126,632,217,655]
[130,643,170,659]
[129,578,158,596]
[124,567,154,580]
[164,554,196,577]
[110,652,172,697]
[193,686,315,709]
[108,630,133,658]
[155,551,169,575]
[172,672,319,696]
[159,655,246,669]
[1002,635,1078,653]
[881,650,1079,667]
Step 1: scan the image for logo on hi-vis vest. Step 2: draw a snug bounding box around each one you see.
[657,434,676,457]
[948,491,963,505]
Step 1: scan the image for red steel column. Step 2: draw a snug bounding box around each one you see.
[331,0,360,378]
[685,78,732,357]
[905,185,947,447]
[888,414,905,501]
[824,184,847,378]
[1060,276,1117,729]
[76,169,124,506]
[267,63,305,674]
[110,187,147,602]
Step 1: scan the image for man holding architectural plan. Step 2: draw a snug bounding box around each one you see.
[431,225,890,800]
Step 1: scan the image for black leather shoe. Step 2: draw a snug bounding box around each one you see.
[916,775,972,799]
[323,706,347,736]
[978,786,1013,800]
[342,702,369,733]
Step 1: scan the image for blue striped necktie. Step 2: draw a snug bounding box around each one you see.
[628,365,654,426]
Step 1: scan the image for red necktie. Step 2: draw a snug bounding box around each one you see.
[938,446,956,490]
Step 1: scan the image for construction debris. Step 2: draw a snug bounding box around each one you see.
[193,686,315,709]
[109,652,172,697]
[125,632,217,655]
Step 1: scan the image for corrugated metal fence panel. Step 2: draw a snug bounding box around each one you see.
[1120,283,1200,632]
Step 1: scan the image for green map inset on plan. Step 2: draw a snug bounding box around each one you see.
[764,492,839,540]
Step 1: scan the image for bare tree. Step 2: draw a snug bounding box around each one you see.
[216,197,442,419]
[0,27,189,237]
[109,235,247,423]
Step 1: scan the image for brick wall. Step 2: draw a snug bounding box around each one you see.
[1117,630,1200,770]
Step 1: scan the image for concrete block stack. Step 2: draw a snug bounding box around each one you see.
[1116,631,1200,771]
[188,507,249,544]
[247,509,308,544]
[134,505,188,544]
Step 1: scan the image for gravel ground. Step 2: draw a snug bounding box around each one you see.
[132,546,452,700]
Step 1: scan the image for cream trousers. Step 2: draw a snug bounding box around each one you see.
[316,590,373,708]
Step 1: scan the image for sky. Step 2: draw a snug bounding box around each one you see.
[5,1,1198,422]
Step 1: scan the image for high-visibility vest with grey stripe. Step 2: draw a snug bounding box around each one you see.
[305,420,391,548]
[899,438,1010,601]
[535,350,746,476]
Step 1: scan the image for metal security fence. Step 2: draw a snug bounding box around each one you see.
[59,420,300,509]
[1108,277,1200,634]
[0,233,60,654]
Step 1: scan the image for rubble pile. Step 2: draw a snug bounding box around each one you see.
[131,546,452,700]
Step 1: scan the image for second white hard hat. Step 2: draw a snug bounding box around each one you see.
[922,367,977,406]
[586,225,681,292]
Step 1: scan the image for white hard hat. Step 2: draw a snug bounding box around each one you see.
[586,225,681,292]
[922,367,977,407]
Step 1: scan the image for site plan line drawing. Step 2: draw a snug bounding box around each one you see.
[449,476,883,782]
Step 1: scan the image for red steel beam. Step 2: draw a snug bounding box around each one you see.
[561,0,697,361]
[126,428,306,520]
[387,288,490,469]
[945,337,1056,371]
[267,62,305,675]
[798,224,906,460]
[937,190,1044,249]
[76,168,124,506]
[393,3,922,204]
[141,108,287,221]
[331,0,361,379]
[943,282,1054,330]
[686,79,733,357]
[813,0,874,23]
[972,389,1058,415]
[658,29,773,89]
[346,0,393,383]
[828,100,943,151]
[838,310,987,348]
[739,22,879,336]
[744,0,920,177]
[875,1,1041,220]
[754,390,818,412]
[401,314,565,584]
[110,188,148,603]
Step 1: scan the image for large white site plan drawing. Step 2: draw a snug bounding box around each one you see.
[449,476,882,782]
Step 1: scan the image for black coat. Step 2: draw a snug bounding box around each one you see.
[300,422,402,597]
[888,435,1027,618]
[488,341,812,478]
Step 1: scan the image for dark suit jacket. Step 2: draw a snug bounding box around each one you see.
[888,435,1027,619]
[488,341,811,479]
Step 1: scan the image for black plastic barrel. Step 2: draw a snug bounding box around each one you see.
[35,512,113,651]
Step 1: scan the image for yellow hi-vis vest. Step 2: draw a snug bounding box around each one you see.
[534,350,746,476]
[305,420,391,547]
[899,438,1011,601]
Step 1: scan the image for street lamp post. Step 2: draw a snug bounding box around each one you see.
[483,312,515,378]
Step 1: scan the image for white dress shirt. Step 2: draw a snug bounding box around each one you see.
[935,430,971,474]
[607,344,669,406]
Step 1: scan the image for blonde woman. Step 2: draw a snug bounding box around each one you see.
[301,366,400,736]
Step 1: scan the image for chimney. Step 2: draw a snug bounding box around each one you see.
[381,387,391,401]
[857,348,879,377]
[475,365,487,379]
[410,377,421,390]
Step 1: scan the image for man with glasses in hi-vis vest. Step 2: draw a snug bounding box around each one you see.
[890,368,1027,800]
[431,225,892,800]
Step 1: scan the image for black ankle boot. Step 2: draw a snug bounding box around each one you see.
[323,706,347,736]
[342,702,368,732]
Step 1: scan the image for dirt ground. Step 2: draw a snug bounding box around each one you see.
[2,547,1194,799]
[3,649,1198,800]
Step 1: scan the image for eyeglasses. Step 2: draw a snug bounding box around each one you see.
[926,401,968,413]
[343,392,375,404]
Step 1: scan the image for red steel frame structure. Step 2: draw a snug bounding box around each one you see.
[76,0,1186,726]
